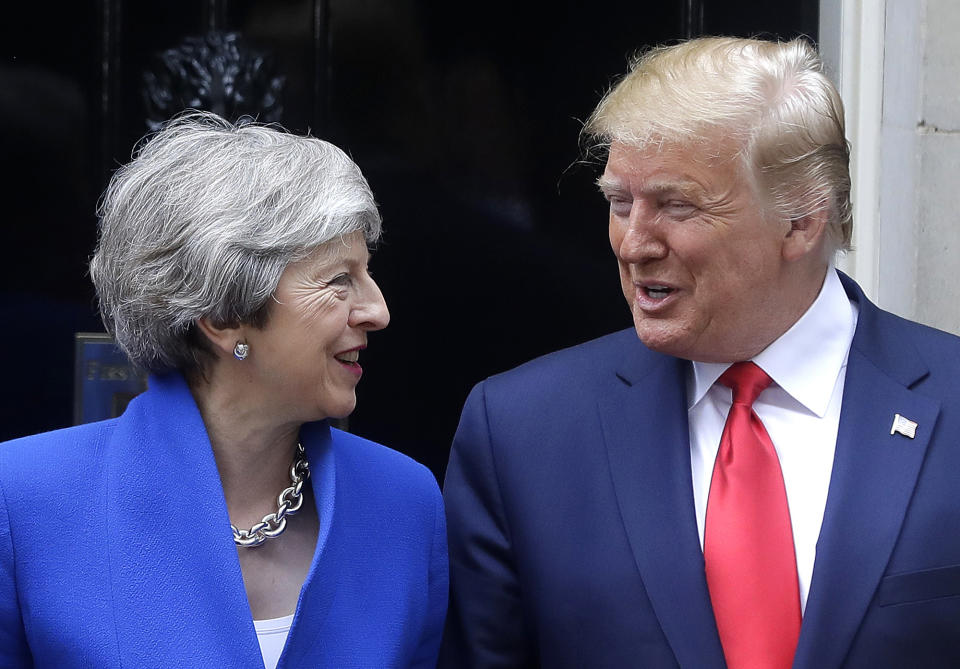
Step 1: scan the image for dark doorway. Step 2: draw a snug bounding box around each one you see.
[1,1,818,478]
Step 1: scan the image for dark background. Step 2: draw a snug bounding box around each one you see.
[0,0,817,480]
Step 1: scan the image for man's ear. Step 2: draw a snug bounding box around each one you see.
[782,208,829,262]
[195,317,244,359]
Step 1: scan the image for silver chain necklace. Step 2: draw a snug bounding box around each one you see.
[232,442,310,548]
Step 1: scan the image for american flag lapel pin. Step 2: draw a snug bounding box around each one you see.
[890,413,918,439]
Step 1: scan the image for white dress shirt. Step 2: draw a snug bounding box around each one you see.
[687,269,858,612]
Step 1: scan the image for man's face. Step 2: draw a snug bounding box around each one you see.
[600,140,796,363]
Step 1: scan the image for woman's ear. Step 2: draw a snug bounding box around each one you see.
[782,208,829,263]
[195,317,245,360]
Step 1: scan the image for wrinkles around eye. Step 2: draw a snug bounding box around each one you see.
[288,275,349,302]
[290,285,344,323]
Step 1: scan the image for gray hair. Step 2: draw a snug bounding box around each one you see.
[584,37,852,252]
[90,110,382,373]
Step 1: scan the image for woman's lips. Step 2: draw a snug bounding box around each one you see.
[334,347,364,377]
[336,359,363,377]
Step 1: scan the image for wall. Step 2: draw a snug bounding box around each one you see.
[824,0,960,335]
[913,0,960,335]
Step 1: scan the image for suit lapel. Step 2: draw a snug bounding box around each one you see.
[794,276,940,669]
[106,373,261,666]
[598,351,726,669]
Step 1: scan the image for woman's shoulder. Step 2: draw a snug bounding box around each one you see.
[320,428,442,519]
[327,427,439,489]
[1,420,117,474]
[318,428,445,567]
[0,420,118,515]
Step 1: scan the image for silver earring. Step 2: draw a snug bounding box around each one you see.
[233,341,250,360]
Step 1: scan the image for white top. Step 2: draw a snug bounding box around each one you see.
[687,269,858,613]
[254,614,294,669]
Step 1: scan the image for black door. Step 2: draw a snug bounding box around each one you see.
[0,0,818,477]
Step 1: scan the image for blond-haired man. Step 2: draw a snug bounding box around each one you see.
[441,37,960,669]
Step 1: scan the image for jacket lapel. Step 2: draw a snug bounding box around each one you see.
[277,421,338,666]
[106,373,262,667]
[794,276,940,669]
[598,350,727,669]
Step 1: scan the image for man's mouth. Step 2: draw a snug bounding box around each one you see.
[643,285,675,300]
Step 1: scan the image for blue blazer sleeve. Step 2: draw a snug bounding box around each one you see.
[439,381,534,669]
[409,485,449,669]
[0,474,31,667]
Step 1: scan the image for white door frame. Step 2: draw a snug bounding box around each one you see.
[820,0,887,302]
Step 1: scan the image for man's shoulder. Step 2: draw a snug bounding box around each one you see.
[841,271,960,363]
[879,308,960,349]
[493,327,639,373]
[478,327,662,405]
[858,299,960,370]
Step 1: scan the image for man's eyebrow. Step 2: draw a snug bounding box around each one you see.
[647,180,704,196]
[596,175,706,197]
[596,176,627,194]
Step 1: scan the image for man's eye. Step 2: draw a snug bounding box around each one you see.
[663,200,696,216]
[608,198,632,216]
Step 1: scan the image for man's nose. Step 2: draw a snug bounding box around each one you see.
[616,216,669,263]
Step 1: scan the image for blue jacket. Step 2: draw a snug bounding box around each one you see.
[0,372,447,668]
[441,272,960,668]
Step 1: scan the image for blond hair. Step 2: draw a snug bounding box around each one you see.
[585,37,852,251]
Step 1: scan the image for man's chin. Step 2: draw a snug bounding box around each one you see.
[633,322,687,357]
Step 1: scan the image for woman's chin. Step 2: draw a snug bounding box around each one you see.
[318,395,357,421]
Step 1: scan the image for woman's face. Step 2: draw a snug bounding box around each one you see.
[243,230,389,422]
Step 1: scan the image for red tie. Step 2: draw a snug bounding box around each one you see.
[704,362,801,669]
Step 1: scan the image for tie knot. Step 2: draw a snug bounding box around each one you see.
[718,361,772,406]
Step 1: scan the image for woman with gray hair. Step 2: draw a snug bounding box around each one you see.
[0,111,447,668]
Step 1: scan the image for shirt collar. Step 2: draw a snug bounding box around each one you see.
[687,268,858,416]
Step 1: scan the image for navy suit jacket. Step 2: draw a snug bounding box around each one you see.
[0,372,447,668]
[441,273,960,668]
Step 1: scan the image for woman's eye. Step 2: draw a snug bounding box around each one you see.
[327,273,353,287]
